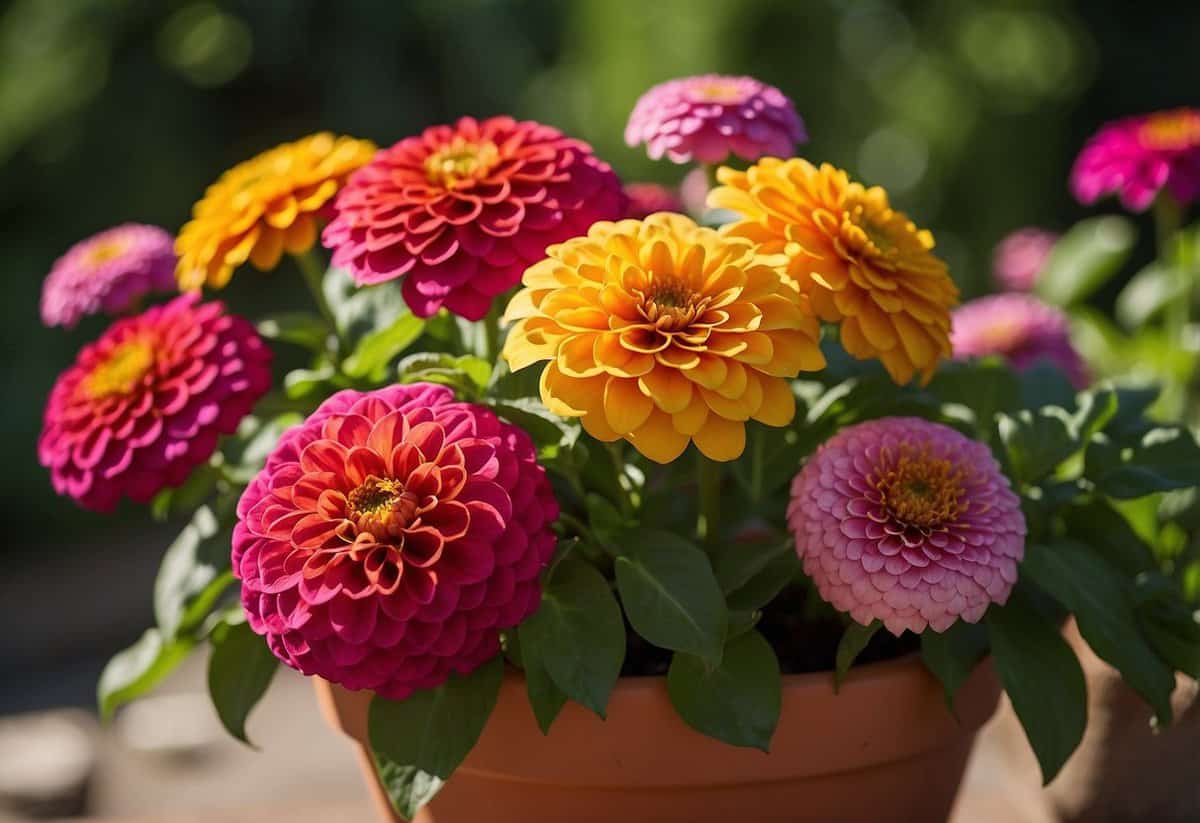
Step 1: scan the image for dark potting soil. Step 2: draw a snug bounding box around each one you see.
[618,585,918,677]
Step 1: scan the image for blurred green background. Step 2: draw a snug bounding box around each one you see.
[2,0,1198,708]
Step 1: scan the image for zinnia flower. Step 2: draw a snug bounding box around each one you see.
[39,294,272,512]
[624,74,806,164]
[502,213,825,463]
[951,293,1089,389]
[321,116,625,321]
[710,159,957,385]
[232,384,558,699]
[176,132,377,289]
[40,224,176,329]
[788,417,1025,635]
[624,182,684,219]
[992,227,1058,292]
[1071,107,1200,211]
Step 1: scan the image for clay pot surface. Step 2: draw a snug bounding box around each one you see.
[316,652,999,823]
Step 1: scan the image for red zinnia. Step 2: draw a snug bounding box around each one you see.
[39,294,272,511]
[232,384,559,699]
[321,116,625,320]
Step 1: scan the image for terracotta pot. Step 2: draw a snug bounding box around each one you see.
[315,653,999,823]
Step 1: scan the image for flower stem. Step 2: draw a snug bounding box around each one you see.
[1154,193,1187,336]
[293,250,339,345]
[481,302,502,364]
[696,453,721,547]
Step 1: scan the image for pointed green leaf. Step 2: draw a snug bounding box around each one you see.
[343,312,426,381]
[1035,215,1135,306]
[207,619,278,746]
[98,629,195,720]
[833,621,880,691]
[257,311,330,351]
[920,620,989,708]
[153,505,235,640]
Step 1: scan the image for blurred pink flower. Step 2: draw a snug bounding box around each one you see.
[624,74,806,164]
[952,293,1089,388]
[992,228,1057,292]
[623,182,683,218]
[1071,107,1200,211]
[788,417,1025,635]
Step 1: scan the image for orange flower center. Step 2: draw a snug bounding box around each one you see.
[689,79,745,104]
[348,475,420,541]
[876,447,966,529]
[83,339,154,399]
[641,273,710,331]
[425,138,500,187]
[1139,110,1200,151]
[85,238,129,267]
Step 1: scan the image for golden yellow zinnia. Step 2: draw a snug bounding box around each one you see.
[502,213,825,464]
[176,132,376,290]
[708,159,957,385]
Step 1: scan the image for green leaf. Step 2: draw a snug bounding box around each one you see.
[666,630,781,751]
[615,530,728,665]
[343,312,426,381]
[207,619,278,746]
[584,492,624,544]
[1071,388,1118,445]
[97,629,195,720]
[1059,500,1156,577]
[517,556,625,720]
[1022,541,1175,723]
[153,505,235,640]
[726,549,802,612]
[1035,216,1136,306]
[369,656,503,820]
[396,352,493,399]
[323,266,409,346]
[514,633,568,734]
[150,462,218,521]
[1116,263,1187,329]
[1089,426,1200,499]
[833,621,880,691]
[997,408,1078,484]
[284,364,335,400]
[920,620,990,708]
[927,358,1021,428]
[986,587,1087,784]
[257,311,330,351]
[486,397,579,453]
[711,535,791,595]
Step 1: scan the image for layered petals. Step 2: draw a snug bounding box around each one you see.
[787,417,1026,636]
[233,384,559,700]
[952,294,1089,389]
[38,294,272,511]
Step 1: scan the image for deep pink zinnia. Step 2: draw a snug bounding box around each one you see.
[788,417,1025,635]
[624,74,806,164]
[623,182,684,219]
[1071,107,1200,212]
[232,384,559,699]
[321,116,625,321]
[41,223,176,329]
[39,294,272,512]
[992,227,1058,292]
[951,294,1089,389]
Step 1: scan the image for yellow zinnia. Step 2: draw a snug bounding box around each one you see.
[709,159,957,385]
[502,213,825,464]
[176,132,376,290]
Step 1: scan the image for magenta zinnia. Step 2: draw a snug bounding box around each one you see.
[992,227,1057,292]
[951,294,1089,389]
[232,384,559,699]
[321,116,625,321]
[1071,107,1200,211]
[40,224,176,328]
[38,294,272,511]
[788,417,1025,635]
[624,74,806,164]
[623,182,684,219]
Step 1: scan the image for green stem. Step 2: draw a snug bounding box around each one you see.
[1154,194,1187,336]
[482,302,502,364]
[293,250,340,346]
[696,453,721,547]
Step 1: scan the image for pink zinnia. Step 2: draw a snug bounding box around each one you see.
[788,417,1025,635]
[232,384,559,699]
[623,182,684,219]
[321,116,625,321]
[624,74,806,164]
[951,294,1089,389]
[1071,107,1200,211]
[39,294,272,512]
[992,228,1058,292]
[41,223,176,329]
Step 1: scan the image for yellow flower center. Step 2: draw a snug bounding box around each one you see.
[425,138,500,187]
[348,475,419,540]
[85,238,129,267]
[876,447,966,529]
[1139,110,1200,151]
[641,273,711,331]
[689,79,745,104]
[83,339,154,399]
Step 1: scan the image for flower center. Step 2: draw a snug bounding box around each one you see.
[348,475,420,541]
[85,238,129,267]
[1139,110,1200,152]
[83,339,154,399]
[425,138,500,187]
[688,79,746,104]
[642,273,709,331]
[876,447,966,529]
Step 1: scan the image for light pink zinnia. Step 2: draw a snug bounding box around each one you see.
[992,228,1058,292]
[321,116,625,320]
[1071,107,1200,211]
[623,182,684,219]
[624,74,806,164]
[788,417,1025,635]
[232,384,559,699]
[41,223,176,328]
[951,294,1089,389]
[39,294,272,511]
